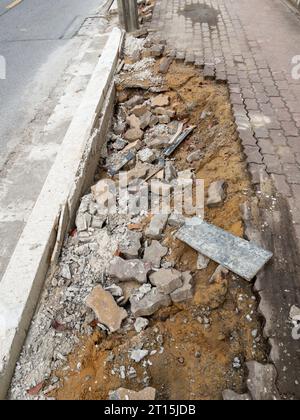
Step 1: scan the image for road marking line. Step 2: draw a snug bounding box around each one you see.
[6,0,23,10]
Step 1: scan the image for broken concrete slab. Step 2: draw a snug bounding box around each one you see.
[151,94,170,108]
[176,218,273,281]
[85,286,127,333]
[109,387,156,400]
[75,212,92,232]
[170,272,194,303]
[207,180,227,208]
[150,268,183,294]
[107,151,136,177]
[246,361,281,400]
[138,148,156,163]
[222,390,252,401]
[119,230,142,260]
[107,256,151,284]
[143,240,168,268]
[134,317,149,333]
[130,287,171,317]
[145,213,169,240]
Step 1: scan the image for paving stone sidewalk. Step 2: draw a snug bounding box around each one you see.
[150,0,300,400]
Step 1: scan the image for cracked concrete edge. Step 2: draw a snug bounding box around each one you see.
[0,26,124,400]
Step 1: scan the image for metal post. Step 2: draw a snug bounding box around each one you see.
[117,0,139,32]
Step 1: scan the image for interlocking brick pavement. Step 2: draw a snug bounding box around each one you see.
[149,0,300,400]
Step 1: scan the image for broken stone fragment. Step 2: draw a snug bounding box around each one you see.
[168,213,186,228]
[107,256,151,284]
[143,240,168,268]
[147,136,170,149]
[289,304,300,320]
[138,148,156,163]
[170,271,194,303]
[209,265,229,284]
[150,180,173,197]
[149,114,159,127]
[151,94,170,108]
[126,114,141,130]
[130,287,171,317]
[85,286,127,333]
[197,254,210,270]
[124,128,144,142]
[159,57,173,74]
[150,268,183,294]
[145,213,169,240]
[109,387,156,401]
[119,230,142,260]
[134,317,149,333]
[131,104,148,117]
[130,349,149,363]
[164,161,177,183]
[120,281,140,304]
[246,361,281,400]
[222,390,252,401]
[153,107,175,118]
[75,212,92,232]
[113,138,128,151]
[187,150,202,164]
[124,95,144,109]
[139,111,152,130]
[207,180,227,208]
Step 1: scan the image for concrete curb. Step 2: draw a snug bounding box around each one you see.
[0,27,123,400]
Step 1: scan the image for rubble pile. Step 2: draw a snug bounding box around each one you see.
[10,2,270,400]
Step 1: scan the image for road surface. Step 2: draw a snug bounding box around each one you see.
[0,0,109,280]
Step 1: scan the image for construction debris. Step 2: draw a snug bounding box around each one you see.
[130,287,171,317]
[163,126,195,157]
[207,180,227,208]
[149,268,183,294]
[145,213,169,239]
[143,240,168,268]
[85,286,127,333]
[170,272,194,303]
[176,218,273,281]
[246,361,281,401]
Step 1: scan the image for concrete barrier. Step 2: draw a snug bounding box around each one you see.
[0,27,123,400]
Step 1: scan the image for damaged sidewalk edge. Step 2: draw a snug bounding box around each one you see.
[0,27,124,401]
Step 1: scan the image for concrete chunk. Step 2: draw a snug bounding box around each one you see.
[130,287,171,317]
[164,161,177,183]
[108,256,151,284]
[134,317,149,333]
[126,114,141,130]
[145,213,169,239]
[171,272,194,303]
[143,240,168,268]
[138,148,156,163]
[109,387,156,400]
[159,57,173,74]
[85,286,127,333]
[124,128,143,142]
[150,268,183,294]
[176,217,273,281]
[168,213,185,228]
[151,95,170,108]
[246,361,281,400]
[207,180,227,208]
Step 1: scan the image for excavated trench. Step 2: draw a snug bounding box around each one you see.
[49,57,268,400]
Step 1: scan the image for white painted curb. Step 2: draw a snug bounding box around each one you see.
[0,27,123,400]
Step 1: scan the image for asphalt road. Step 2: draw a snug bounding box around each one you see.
[0,0,105,169]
